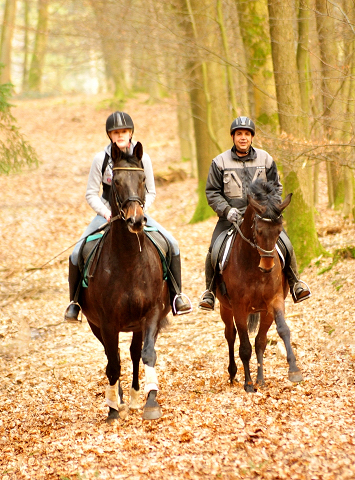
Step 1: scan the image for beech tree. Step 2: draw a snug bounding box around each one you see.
[0,0,18,85]
[28,0,49,92]
[268,0,323,267]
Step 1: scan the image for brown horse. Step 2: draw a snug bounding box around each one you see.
[217,180,303,392]
[81,142,170,422]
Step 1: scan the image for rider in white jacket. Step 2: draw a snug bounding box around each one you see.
[64,111,192,322]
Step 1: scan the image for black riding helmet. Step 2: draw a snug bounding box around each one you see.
[106,111,134,138]
[230,116,255,136]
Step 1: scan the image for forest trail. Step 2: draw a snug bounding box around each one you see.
[0,94,354,480]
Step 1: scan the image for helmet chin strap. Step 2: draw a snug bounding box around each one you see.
[235,143,252,155]
[235,147,250,155]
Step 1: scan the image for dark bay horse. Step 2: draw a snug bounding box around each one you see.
[217,180,303,392]
[81,142,170,422]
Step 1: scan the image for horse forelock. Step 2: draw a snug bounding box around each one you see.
[249,179,283,221]
[115,150,142,169]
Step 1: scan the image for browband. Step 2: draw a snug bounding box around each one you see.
[112,167,144,171]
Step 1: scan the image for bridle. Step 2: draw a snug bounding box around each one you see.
[234,213,282,259]
[111,166,145,220]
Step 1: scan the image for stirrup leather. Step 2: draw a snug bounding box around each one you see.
[172,293,193,315]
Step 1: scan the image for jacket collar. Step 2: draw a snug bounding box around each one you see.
[231,145,257,161]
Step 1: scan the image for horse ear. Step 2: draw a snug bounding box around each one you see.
[111,142,122,162]
[247,194,267,216]
[133,142,143,160]
[279,193,292,212]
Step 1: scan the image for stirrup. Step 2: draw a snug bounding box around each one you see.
[172,293,193,315]
[64,301,82,323]
[198,290,215,311]
[292,280,311,304]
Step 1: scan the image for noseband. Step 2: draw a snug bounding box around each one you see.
[111,166,145,219]
[234,213,282,258]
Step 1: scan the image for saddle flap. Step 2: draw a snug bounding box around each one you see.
[211,227,235,271]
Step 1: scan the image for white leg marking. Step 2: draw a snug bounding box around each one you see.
[144,365,158,393]
[129,387,141,409]
[105,380,120,410]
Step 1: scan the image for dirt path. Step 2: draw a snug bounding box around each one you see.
[0,94,354,480]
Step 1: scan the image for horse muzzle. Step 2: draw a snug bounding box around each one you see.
[124,201,146,233]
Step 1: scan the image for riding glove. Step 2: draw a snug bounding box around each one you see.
[227,207,241,223]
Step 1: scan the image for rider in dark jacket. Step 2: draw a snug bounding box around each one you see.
[199,116,311,311]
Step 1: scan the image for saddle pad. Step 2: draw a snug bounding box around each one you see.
[144,228,170,280]
[81,234,103,288]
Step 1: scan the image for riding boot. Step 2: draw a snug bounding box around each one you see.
[285,250,311,303]
[198,251,216,311]
[64,257,82,323]
[168,254,192,315]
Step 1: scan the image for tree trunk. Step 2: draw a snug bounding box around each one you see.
[268,0,323,268]
[176,76,197,177]
[296,0,310,129]
[89,0,130,101]
[183,0,231,223]
[27,0,49,92]
[315,0,343,208]
[22,0,30,92]
[0,0,18,85]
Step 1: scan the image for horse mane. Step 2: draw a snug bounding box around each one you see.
[248,179,283,220]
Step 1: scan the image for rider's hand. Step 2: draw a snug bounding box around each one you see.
[227,207,241,223]
[104,212,112,222]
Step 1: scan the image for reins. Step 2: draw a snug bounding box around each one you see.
[21,214,121,281]
[24,166,146,281]
[233,212,282,258]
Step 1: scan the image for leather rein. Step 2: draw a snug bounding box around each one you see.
[234,213,282,259]
[111,166,145,220]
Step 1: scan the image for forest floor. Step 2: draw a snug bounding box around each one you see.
[0,93,355,480]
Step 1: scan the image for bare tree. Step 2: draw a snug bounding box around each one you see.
[0,0,18,85]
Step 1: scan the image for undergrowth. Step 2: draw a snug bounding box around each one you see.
[317,246,355,274]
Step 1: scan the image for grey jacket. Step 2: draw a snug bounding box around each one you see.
[206,145,282,218]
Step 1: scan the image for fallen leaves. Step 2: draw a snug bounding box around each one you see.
[0,94,355,479]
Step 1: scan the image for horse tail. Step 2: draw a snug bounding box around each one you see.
[247,313,260,334]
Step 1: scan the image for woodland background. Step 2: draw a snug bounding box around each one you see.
[0,0,355,479]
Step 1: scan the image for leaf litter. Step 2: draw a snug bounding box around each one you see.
[0,94,354,480]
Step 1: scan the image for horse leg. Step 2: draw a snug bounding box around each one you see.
[141,316,162,421]
[255,312,273,387]
[274,308,304,383]
[101,325,128,423]
[236,319,254,393]
[129,330,143,410]
[220,304,237,383]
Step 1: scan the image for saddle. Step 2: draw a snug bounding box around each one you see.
[211,226,287,273]
[78,226,171,288]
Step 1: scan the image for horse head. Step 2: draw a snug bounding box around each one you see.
[111,142,146,233]
[247,180,292,273]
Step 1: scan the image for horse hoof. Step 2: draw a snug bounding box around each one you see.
[244,383,256,393]
[142,406,162,421]
[106,409,120,424]
[106,404,129,424]
[118,404,130,420]
[288,371,304,383]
